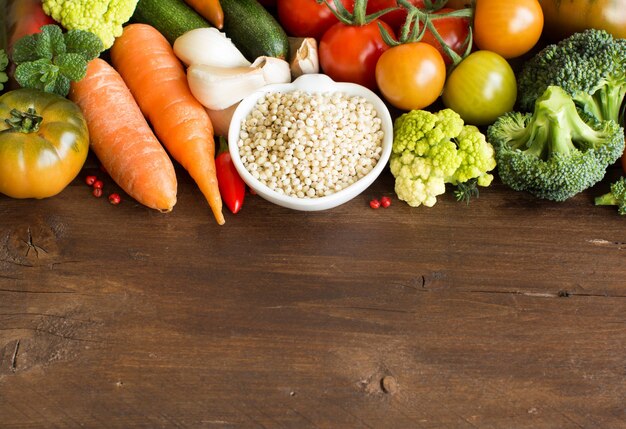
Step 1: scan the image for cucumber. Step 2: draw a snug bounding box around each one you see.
[220,0,289,61]
[132,0,211,44]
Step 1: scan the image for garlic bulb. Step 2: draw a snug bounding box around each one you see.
[173,28,251,68]
[288,37,319,79]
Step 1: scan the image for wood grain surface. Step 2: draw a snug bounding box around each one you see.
[1,160,625,429]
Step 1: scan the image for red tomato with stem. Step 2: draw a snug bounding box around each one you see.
[319,19,394,90]
[366,0,425,31]
[277,0,354,40]
[375,42,446,111]
[474,0,544,59]
[420,8,470,65]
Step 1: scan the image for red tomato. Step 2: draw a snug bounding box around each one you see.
[420,8,470,65]
[375,42,446,111]
[277,0,354,40]
[474,0,544,59]
[445,0,472,8]
[366,0,425,31]
[319,20,394,90]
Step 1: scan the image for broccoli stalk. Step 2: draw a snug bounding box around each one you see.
[507,86,613,158]
[488,86,625,201]
[595,177,626,215]
[575,75,626,126]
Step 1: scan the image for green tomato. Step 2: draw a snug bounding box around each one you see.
[442,50,517,126]
[0,88,89,199]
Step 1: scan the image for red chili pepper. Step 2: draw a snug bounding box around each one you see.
[380,196,391,208]
[370,198,381,209]
[215,136,245,214]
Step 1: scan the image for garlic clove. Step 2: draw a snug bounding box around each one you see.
[174,27,251,68]
[288,37,319,79]
[251,56,292,85]
[187,64,266,111]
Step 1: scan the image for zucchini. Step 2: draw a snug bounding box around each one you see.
[132,0,211,44]
[220,0,289,61]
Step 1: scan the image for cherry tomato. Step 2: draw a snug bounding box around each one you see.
[474,0,544,59]
[319,19,394,90]
[366,0,425,31]
[277,0,354,40]
[538,0,626,41]
[441,50,517,126]
[375,42,446,111]
[420,8,470,65]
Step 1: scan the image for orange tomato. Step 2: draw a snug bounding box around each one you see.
[375,42,446,111]
[538,0,626,41]
[474,0,544,59]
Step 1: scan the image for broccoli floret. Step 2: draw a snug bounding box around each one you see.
[42,0,139,49]
[595,177,626,215]
[488,86,625,201]
[517,29,626,125]
[390,109,497,207]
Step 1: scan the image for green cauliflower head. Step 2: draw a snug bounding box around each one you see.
[448,125,497,187]
[42,0,139,49]
[390,109,496,207]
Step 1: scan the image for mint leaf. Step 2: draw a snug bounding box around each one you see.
[64,29,103,61]
[15,59,61,94]
[54,53,87,81]
[0,50,8,91]
[37,25,66,59]
[52,75,71,98]
[11,24,100,96]
[12,35,40,63]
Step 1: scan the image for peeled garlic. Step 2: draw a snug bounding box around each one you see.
[288,37,319,79]
[187,57,291,111]
[173,27,251,68]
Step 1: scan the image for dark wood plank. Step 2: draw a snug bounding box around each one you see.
[1,164,625,428]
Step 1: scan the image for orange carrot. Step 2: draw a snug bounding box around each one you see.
[184,0,224,29]
[110,23,225,225]
[68,58,178,212]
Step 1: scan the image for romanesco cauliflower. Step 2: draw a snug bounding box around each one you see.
[42,0,139,49]
[390,109,496,207]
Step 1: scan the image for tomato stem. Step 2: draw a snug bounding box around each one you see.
[4,107,43,133]
[316,0,398,26]
[386,0,473,67]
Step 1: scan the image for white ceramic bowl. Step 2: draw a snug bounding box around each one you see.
[228,74,393,211]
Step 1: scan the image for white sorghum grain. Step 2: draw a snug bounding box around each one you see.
[238,90,384,199]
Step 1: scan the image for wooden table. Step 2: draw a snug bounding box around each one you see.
[1,158,625,428]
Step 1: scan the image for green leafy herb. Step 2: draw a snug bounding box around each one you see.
[454,178,480,205]
[0,50,9,92]
[12,24,103,96]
